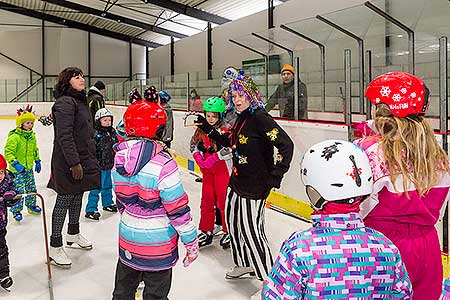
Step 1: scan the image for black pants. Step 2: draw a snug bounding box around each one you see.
[0,229,9,279]
[50,193,83,247]
[112,260,172,300]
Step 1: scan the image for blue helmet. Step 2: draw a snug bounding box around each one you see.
[158,91,171,103]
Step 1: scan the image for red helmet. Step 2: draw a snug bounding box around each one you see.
[0,154,6,170]
[365,72,430,118]
[124,100,167,139]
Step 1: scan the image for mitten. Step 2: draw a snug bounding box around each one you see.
[183,238,199,267]
[218,147,233,161]
[268,174,283,189]
[195,115,214,135]
[35,160,41,173]
[12,161,25,173]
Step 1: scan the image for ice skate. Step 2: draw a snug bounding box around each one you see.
[85,211,101,221]
[219,233,230,249]
[49,246,72,268]
[103,204,118,212]
[225,266,255,279]
[27,205,42,215]
[66,233,93,250]
[213,224,224,237]
[198,231,213,248]
[0,276,12,292]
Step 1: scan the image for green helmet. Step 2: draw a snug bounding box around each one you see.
[203,97,226,113]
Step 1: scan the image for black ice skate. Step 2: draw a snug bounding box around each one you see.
[0,276,13,292]
[198,231,213,248]
[220,233,230,249]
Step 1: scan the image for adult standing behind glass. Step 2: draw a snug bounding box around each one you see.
[265,64,308,119]
[47,67,101,268]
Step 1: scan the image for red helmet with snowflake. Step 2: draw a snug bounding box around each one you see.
[124,100,167,139]
[0,154,6,170]
[365,72,430,118]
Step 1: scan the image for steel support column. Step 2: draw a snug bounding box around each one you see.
[170,37,175,82]
[268,0,274,29]
[317,15,365,115]
[229,39,269,102]
[280,24,326,112]
[251,32,294,66]
[207,22,213,80]
[364,1,415,74]
[344,49,352,141]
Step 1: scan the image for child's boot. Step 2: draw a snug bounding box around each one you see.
[103,204,118,212]
[198,231,214,248]
[0,276,12,292]
[85,212,100,221]
[220,233,230,249]
[13,212,22,223]
[49,246,72,268]
[27,205,42,215]
[66,233,93,250]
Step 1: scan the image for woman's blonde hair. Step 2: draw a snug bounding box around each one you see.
[374,103,450,196]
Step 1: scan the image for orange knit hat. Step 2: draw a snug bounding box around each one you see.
[281,64,295,74]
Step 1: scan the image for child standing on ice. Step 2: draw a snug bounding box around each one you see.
[190,97,232,249]
[4,105,41,222]
[262,140,412,299]
[112,99,198,300]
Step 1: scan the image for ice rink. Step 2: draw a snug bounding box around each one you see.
[0,118,310,300]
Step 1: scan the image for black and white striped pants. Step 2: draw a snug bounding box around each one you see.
[50,193,83,247]
[225,188,273,281]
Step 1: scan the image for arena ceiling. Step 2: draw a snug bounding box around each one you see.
[0,0,287,48]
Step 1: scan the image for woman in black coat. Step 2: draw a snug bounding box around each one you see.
[47,67,101,268]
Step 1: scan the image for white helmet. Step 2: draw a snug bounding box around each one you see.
[95,108,113,122]
[300,140,373,210]
[221,67,239,90]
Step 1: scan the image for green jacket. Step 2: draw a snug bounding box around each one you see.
[4,127,40,172]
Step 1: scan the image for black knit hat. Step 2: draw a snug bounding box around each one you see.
[94,81,106,90]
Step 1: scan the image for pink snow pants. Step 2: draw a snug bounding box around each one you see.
[366,220,442,300]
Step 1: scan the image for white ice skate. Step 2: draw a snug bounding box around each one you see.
[225,266,255,279]
[49,246,72,268]
[66,233,93,250]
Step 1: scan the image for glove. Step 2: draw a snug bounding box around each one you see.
[35,160,41,173]
[70,163,83,180]
[183,238,199,267]
[197,142,207,153]
[268,174,283,189]
[218,147,233,161]
[12,161,25,173]
[3,191,15,202]
[195,115,214,135]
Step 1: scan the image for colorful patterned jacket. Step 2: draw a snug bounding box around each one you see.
[112,138,197,271]
[262,213,412,299]
[440,277,450,300]
[4,127,40,172]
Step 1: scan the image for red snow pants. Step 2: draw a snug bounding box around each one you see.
[199,160,230,233]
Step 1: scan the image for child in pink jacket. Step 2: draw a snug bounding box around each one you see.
[356,72,450,300]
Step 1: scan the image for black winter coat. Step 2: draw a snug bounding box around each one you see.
[88,87,105,124]
[210,108,294,199]
[94,126,118,170]
[47,90,101,194]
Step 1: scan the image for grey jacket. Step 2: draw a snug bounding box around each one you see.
[266,80,308,119]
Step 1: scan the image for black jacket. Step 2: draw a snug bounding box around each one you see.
[47,90,101,194]
[94,126,118,170]
[88,86,105,123]
[210,108,294,199]
[266,80,308,119]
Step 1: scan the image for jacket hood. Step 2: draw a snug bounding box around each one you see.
[53,89,87,102]
[88,86,103,97]
[113,139,164,177]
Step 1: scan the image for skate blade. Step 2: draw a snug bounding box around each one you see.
[1,287,11,292]
[225,272,256,280]
[50,260,71,269]
[66,242,93,250]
